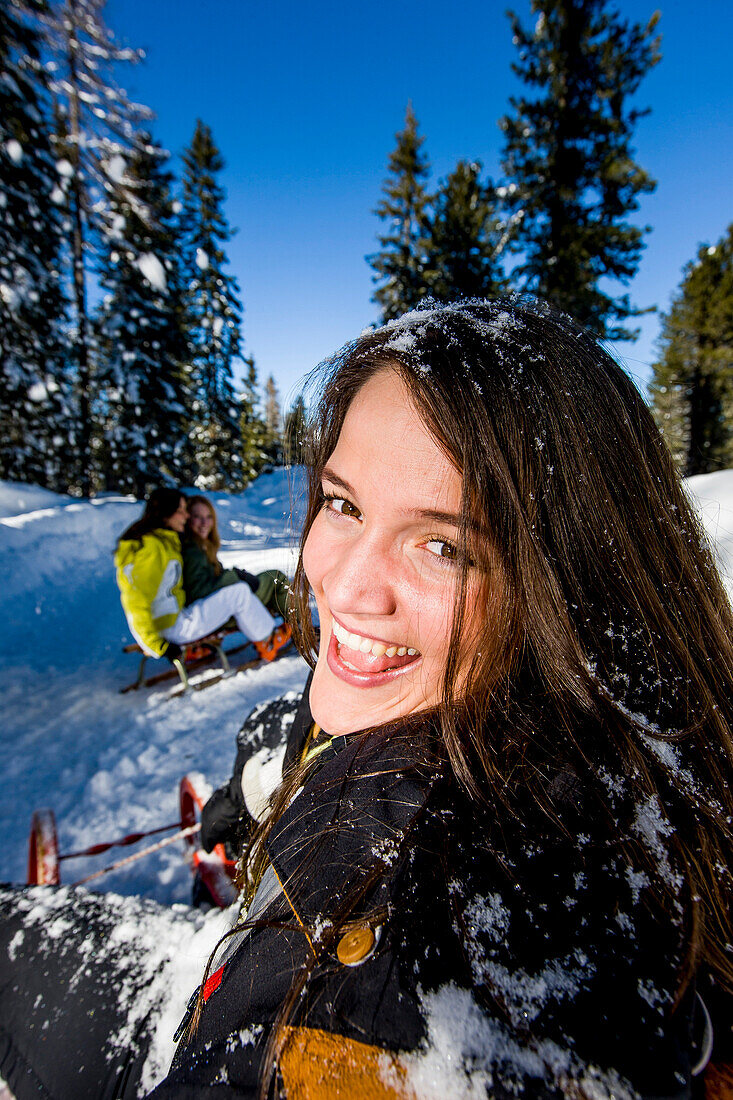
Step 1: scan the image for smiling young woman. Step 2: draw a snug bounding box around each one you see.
[303,368,490,736]
[2,299,733,1100]
[172,299,733,1098]
[181,494,293,626]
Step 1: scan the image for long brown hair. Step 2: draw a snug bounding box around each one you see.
[185,495,222,570]
[288,298,733,991]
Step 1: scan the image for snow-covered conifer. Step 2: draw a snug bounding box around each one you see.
[94,137,193,497]
[423,161,507,302]
[283,394,307,466]
[238,357,269,485]
[369,103,431,322]
[650,225,733,476]
[500,0,660,341]
[261,374,282,465]
[41,0,153,494]
[0,0,72,490]
[180,119,245,490]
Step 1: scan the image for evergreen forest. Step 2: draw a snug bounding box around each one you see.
[2,0,731,495]
[1,0,292,495]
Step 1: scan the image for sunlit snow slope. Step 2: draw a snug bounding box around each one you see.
[0,468,310,903]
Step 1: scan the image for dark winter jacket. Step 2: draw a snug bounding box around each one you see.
[181,539,292,622]
[199,682,314,855]
[181,537,241,605]
[153,690,703,1100]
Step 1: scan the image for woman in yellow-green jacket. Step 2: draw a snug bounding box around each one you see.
[114,488,290,664]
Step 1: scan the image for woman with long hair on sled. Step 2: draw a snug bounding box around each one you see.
[2,298,733,1100]
[183,494,292,624]
[114,488,291,667]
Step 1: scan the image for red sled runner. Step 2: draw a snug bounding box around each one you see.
[27,773,237,908]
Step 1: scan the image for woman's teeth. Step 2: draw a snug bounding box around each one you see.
[332,619,418,659]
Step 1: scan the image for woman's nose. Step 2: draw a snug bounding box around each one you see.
[322,534,398,618]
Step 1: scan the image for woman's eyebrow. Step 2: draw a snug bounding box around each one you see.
[416,508,463,527]
[321,468,353,496]
[321,467,463,528]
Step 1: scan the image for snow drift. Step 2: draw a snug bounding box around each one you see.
[0,468,310,904]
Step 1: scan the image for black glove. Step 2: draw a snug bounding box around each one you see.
[234,567,258,592]
[163,642,183,664]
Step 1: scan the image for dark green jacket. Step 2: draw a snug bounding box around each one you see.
[181,537,239,605]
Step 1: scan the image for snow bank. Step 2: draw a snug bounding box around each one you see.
[0,467,307,604]
[1,494,138,602]
[686,470,733,597]
[0,480,72,519]
[0,468,310,902]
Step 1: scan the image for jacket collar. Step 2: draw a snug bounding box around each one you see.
[150,526,181,547]
[266,725,442,921]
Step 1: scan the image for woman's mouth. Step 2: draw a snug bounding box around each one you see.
[327,618,421,686]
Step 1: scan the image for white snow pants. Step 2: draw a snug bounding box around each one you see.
[162,582,275,646]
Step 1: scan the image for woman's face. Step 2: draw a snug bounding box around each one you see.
[303,369,483,737]
[164,497,188,534]
[189,502,214,541]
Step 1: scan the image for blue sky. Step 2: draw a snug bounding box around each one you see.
[105,0,733,410]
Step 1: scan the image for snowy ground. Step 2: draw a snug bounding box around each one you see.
[1,467,733,1094]
[0,467,311,904]
[686,469,733,590]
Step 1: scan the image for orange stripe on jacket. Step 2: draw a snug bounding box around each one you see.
[706,1063,733,1100]
[277,1025,416,1100]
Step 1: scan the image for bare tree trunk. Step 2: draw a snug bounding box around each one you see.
[67,0,92,496]
[69,177,91,495]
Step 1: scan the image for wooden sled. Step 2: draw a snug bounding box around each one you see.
[120,625,245,694]
[180,774,238,908]
[120,622,293,698]
[28,774,237,909]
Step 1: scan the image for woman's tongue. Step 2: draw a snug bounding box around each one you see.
[337,638,417,674]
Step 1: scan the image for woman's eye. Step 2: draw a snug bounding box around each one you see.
[326,495,361,520]
[424,538,458,561]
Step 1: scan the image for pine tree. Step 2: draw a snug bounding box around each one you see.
[283,394,307,466]
[262,374,282,464]
[500,0,660,341]
[650,225,733,477]
[180,120,244,489]
[94,137,192,497]
[369,103,431,322]
[0,0,71,490]
[423,161,507,302]
[239,357,268,484]
[41,0,152,494]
